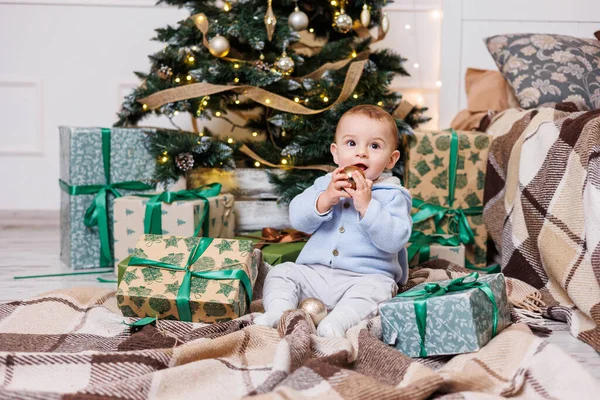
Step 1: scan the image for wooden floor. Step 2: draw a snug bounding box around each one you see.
[1,210,599,380]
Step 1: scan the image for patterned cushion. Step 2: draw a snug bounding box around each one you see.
[485,33,600,110]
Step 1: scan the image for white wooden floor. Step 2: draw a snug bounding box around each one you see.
[1,211,599,380]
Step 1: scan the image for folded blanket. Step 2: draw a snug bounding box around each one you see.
[1,264,597,399]
[484,104,600,352]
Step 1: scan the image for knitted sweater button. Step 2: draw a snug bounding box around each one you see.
[332,249,339,256]
[343,203,350,209]
[339,227,345,233]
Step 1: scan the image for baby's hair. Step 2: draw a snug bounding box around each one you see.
[336,104,399,149]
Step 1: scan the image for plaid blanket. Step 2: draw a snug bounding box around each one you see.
[483,104,600,352]
[1,262,597,399]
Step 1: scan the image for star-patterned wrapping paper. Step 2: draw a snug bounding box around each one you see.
[405,130,492,268]
[113,194,235,271]
[117,235,259,323]
[380,273,511,357]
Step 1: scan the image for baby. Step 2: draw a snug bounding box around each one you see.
[255,104,412,337]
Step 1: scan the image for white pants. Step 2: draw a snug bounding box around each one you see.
[262,262,398,323]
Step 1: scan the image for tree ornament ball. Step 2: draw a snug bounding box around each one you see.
[274,53,295,76]
[288,6,309,31]
[334,12,353,34]
[209,35,230,58]
[343,165,365,190]
[299,298,327,326]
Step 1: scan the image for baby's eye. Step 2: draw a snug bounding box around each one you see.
[370,143,380,149]
[346,140,356,147]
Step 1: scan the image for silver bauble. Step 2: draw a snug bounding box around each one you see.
[360,4,371,28]
[299,298,327,326]
[274,53,295,76]
[208,35,230,58]
[288,6,309,31]
[334,11,353,34]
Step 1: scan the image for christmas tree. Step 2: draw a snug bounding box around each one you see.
[115,0,428,202]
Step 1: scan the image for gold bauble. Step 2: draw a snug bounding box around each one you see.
[208,35,230,58]
[334,9,353,34]
[380,11,390,35]
[264,0,277,41]
[274,52,295,76]
[360,4,371,28]
[299,298,328,326]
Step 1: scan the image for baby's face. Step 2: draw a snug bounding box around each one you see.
[331,114,400,181]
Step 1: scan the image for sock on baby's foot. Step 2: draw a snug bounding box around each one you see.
[316,308,363,338]
[254,298,295,328]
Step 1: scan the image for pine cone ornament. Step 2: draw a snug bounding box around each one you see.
[175,152,195,171]
[254,60,272,71]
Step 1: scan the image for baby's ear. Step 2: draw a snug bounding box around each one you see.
[386,150,401,169]
[330,143,339,164]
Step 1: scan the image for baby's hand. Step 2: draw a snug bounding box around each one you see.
[316,167,351,213]
[345,170,373,217]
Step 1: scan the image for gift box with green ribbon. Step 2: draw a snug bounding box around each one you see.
[59,127,156,270]
[234,228,309,265]
[113,183,235,272]
[406,129,492,269]
[117,234,259,323]
[380,273,511,357]
[407,232,465,267]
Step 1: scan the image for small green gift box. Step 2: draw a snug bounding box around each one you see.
[235,229,308,265]
[379,273,511,357]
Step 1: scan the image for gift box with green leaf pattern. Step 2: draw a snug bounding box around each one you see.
[380,273,511,357]
[117,234,259,323]
[59,127,156,270]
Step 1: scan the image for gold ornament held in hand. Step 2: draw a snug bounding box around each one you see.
[343,165,365,190]
[299,298,328,326]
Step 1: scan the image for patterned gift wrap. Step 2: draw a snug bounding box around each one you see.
[114,188,235,271]
[405,129,491,269]
[380,273,511,357]
[59,127,156,270]
[407,232,465,267]
[117,235,259,323]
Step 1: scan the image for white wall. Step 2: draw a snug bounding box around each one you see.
[0,0,440,210]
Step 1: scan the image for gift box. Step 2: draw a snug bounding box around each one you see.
[117,234,259,323]
[405,129,491,269]
[380,273,511,357]
[59,127,156,270]
[407,232,465,267]
[113,185,235,271]
[234,228,308,265]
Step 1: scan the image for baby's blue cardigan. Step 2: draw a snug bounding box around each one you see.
[289,173,412,284]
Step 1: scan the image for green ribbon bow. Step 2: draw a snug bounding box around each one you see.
[411,129,483,246]
[127,237,253,323]
[59,128,154,267]
[396,272,498,357]
[136,183,222,237]
[407,231,461,264]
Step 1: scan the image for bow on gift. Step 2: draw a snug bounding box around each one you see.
[136,183,222,237]
[407,231,461,264]
[411,129,483,247]
[396,272,499,357]
[127,237,252,324]
[244,228,310,250]
[59,128,154,267]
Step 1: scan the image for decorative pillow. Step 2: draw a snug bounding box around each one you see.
[485,33,600,110]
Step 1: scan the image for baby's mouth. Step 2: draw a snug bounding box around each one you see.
[353,163,368,171]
